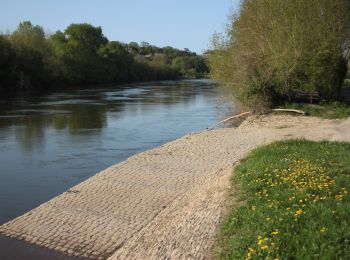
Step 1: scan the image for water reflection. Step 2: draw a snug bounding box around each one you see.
[1,81,217,148]
[0,80,232,224]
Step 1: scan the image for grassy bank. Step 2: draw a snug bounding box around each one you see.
[216,140,350,259]
[278,102,350,119]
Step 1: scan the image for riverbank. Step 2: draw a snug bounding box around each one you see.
[0,114,349,259]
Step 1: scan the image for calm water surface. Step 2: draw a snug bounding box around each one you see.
[0,79,232,224]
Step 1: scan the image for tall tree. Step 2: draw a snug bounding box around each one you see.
[64,23,107,51]
[10,21,48,54]
[209,0,350,109]
[50,23,109,84]
[10,21,52,90]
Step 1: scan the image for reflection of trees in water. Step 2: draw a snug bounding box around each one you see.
[14,115,49,153]
[1,80,218,152]
[53,104,109,133]
[13,103,116,152]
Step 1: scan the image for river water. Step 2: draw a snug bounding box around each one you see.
[0,79,232,224]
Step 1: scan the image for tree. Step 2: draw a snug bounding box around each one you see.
[0,35,17,91]
[50,23,109,84]
[10,21,48,55]
[128,42,140,54]
[172,56,208,78]
[140,41,153,55]
[64,23,107,51]
[209,0,350,109]
[9,21,52,90]
[98,41,133,82]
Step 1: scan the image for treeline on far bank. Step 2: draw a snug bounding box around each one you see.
[0,21,209,94]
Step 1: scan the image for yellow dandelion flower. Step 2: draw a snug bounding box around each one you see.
[257,239,264,245]
[294,209,304,217]
[271,229,280,235]
[320,227,328,233]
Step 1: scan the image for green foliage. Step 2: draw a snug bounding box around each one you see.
[49,23,110,84]
[0,21,206,94]
[7,21,53,91]
[10,21,48,55]
[64,23,108,51]
[209,0,350,110]
[217,140,350,259]
[172,55,209,78]
[128,42,140,54]
[0,36,17,90]
[98,41,133,82]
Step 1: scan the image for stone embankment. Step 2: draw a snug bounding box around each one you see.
[1,115,349,259]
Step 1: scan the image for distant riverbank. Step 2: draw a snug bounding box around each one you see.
[1,22,209,96]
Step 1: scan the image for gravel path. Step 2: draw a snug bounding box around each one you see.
[0,115,349,259]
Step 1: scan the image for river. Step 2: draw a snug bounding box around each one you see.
[0,79,232,224]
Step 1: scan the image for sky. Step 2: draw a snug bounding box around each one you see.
[0,0,239,54]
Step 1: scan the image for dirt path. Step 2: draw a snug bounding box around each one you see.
[0,115,349,259]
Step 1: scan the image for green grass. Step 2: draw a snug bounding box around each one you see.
[278,101,350,119]
[216,140,350,259]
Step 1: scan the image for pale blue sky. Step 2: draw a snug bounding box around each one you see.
[0,0,239,53]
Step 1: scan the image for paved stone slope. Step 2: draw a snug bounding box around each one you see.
[0,115,349,259]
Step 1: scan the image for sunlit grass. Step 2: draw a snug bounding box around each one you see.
[278,101,350,119]
[216,140,350,259]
